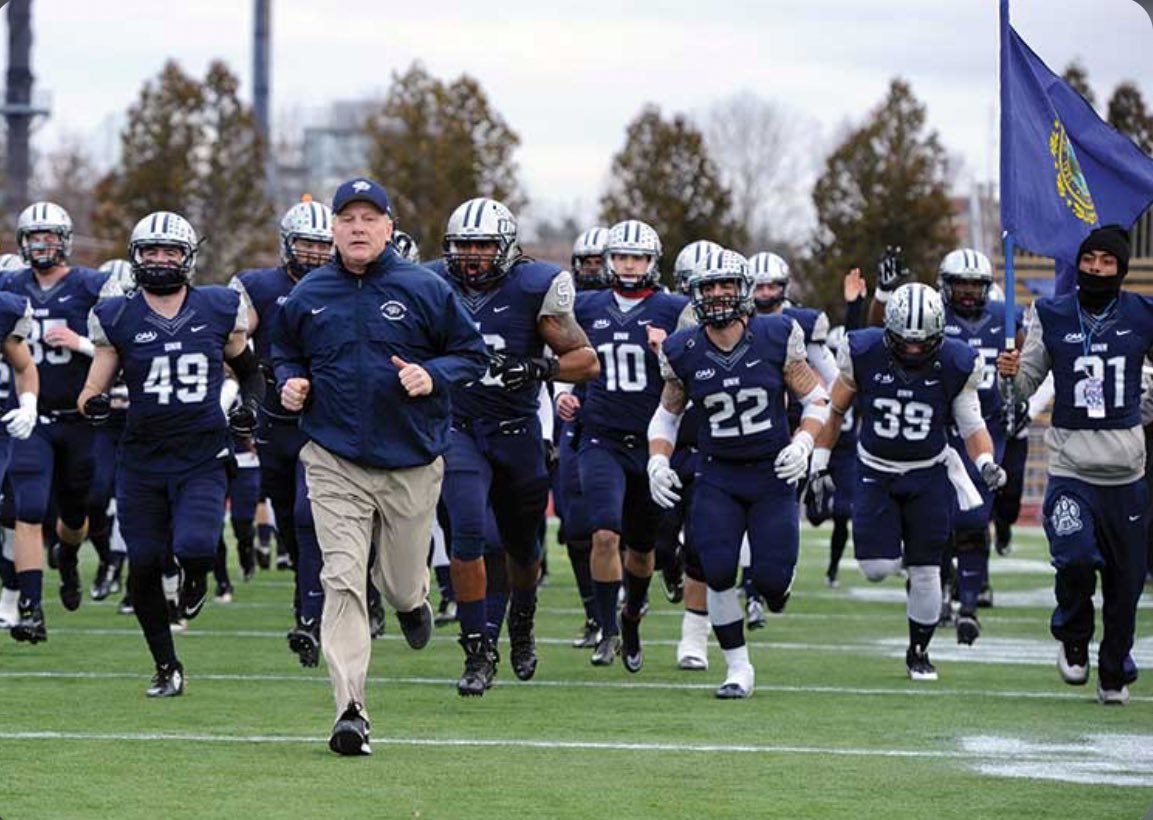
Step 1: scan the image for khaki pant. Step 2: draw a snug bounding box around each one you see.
[300,441,443,719]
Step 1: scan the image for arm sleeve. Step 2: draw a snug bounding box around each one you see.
[538,271,576,318]
[807,341,839,386]
[226,345,266,407]
[421,290,491,393]
[952,357,987,438]
[843,298,864,331]
[1011,306,1051,400]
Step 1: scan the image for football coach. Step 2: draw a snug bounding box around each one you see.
[273,177,488,756]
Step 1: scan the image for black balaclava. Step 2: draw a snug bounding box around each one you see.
[1076,224,1130,312]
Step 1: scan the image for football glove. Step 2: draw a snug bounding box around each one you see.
[806,447,836,512]
[1005,399,1030,438]
[774,432,814,486]
[488,352,559,391]
[2,393,37,440]
[979,459,1008,492]
[647,454,682,509]
[876,246,911,292]
[228,400,259,437]
[83,393,112,426]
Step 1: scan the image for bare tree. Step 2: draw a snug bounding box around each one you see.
[702,92,819,251]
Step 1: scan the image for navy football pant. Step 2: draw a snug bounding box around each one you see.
[853,462,953,568]
[255,420,308,569]
[578,433,661,550]
[8,419,94,528]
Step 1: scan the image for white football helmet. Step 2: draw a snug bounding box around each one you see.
[938,248,994,317]
[689,249,753,327]
[571,226,610,290]
[443,197,520,287]
[673,240,723,295]
[99,258,135,292]
[0,253,24,272]
[392,229,421,263]
[129,211,199,295]
[280,199,333,277]
[17,201,72,270]
[747,251,790,311]
[884,283,946,368]
[605,219,661,293]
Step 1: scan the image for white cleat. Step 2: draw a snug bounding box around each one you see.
[676,619,710,671]
[1097,684,1130,706]
[714,664,755,699]
[1057,643,1089,686]
[0,587,19,628]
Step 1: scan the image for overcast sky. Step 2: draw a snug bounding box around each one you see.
[10,0,1153,228]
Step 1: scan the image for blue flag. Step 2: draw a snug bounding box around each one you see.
[1000,3,1153,294]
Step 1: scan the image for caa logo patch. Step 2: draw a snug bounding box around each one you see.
[134,330,158,344]
[276,295,288,305]
[873,373,894,384]
[695,368,716,380]
[380,300,407,321]
[1051,495,1083,536]
[1063,332,1086,344]
[944,325,961,335]
[593,319,611,330]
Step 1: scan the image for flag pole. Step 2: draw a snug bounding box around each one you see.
[999,0,1020,431]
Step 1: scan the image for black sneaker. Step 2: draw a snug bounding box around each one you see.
[457,633,498,697]
[287,617,321,668]
[276,553,293,572]
[434,598,458,627]
[58,553,82,611]
[906,645,938,681]
[255,544,271,571]
[369,597,386,639]
[620,608,644,674]
[10,599,46,644]
[329,701,371,756]
[146,661,185,698]
[507,601,538,681]
[590,634,620,667]
[396,600,433,650]
[117,592,134,615]
[956,610,981,646]
[179,570,208,621]
[660,549,684,604]
[571,618,601,649]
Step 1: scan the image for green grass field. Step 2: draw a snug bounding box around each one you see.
[1,525,1151,819]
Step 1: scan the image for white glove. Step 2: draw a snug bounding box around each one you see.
[774,431,814,486]
[3,392,38,440]
[647,454,682,509]
[806,446,836,509]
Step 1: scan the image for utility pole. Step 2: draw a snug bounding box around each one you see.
[3,0,51,214]
[253,0,274,200]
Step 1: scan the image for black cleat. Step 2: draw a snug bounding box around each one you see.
[10,599,46,643]
[746,595,766,630]
[117,592,134,615]
[396,600,433,650]
[457,633,498,696]
[146,661,185,698]
[58,554,82,611]
[90,561,122,601]
[507,601,538,681]
[329,701,371,756]
[906,645,939,681]
[287,617,321,668]
[434,598,458,627]
[1058,641,1089,686]
[255,544,271,571]
[369,597,386,639]
[956,610,981,646]
[660,549,685,604]
[178,570,208,621]
[276,553,293,571]
[590,634,621,667]
[571,618,601,649]
[214,582,234,604]
[620,608,644,674]
[977,583,994,609]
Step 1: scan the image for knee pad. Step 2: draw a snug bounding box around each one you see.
[907,565,942,625]
[706,585,743,626]
[953,528,990,555]
[859,558,903,583]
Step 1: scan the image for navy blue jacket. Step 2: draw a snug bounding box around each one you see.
[272,247,488,469]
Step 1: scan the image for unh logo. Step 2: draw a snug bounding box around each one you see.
[1051,495,1083,537]
[352,180,371,193]
[380,300,407,321]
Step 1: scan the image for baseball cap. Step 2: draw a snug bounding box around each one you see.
[332,178,392,216]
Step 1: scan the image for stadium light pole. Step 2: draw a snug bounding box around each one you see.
[3,0,51,215]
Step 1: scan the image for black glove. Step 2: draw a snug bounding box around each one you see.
[488,352,559,391]
[228,400,259,437]
[980,460,1008,492]
[544,439,560,472]
[83,393,112,426]
[1005,399,1030,438]
[876,246,911,292]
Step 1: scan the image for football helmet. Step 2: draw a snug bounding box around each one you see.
[987,282,1005,303]
[99,258,135,292]
[392,229,421,263]
[280,199,334,277]
[17,201,72,270]
[571,226,610,290]
[129,211,199,295]
[673,240,723,295]
[748,252,790,312]
[443,197,520,288]
[605,219,661,294]
[884,283,946,369]
[689,249,753,327]
[0,253,24,272]
[938,248,993,318]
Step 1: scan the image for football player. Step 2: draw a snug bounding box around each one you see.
[810,283,1005,681]
[78,211,263,696]
[650,249,829,698]
[672,240,723,296]
[429,198,598,696]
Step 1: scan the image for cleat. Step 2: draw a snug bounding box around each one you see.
[571,618,601,649]
[47,541,59,571]
[939,597,956,627]
[58,554,82,611]
[117,593,135,616]
[9,599,46,643]
[660,550,684,603]
[90,561,109,599]
[1096,684,1130,706]
[746,595,766,630]
[714,665,755,699]
[620,608,643,674]
[977,583,994,609]
[146,662,185,698]
[825,574,839,589]
[287,618,321,668]
[1058,642,1089,686]
[214,582,234,604]
[255,544,271,571]
[956,610,981,646]
[994,538,1012,557]
[167,600,187,633]
[457,633,498,696]
[396,600,432,650]
[369,597,386,639]
[178,570,208,621]
[276,553,293,571]
[906,646,938,681]
[676,617,710,671]
[590,634,620,667]
[0,587,19,628]
[434,598,458,627]
[329,701,371,755]
[507,601,538,681]
[90,562,122,601]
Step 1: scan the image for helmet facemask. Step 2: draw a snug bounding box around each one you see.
[21,229,70,271]
[940,275,989,319]
[132,243,194,295]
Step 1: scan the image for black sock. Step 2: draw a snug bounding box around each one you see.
[622,568,651,619]
[713,619,744,650]
[908,618,937,653]
[132,566,177,667]
[566,540,595,619]
[593,579,620,637]
[829,516,849,578]
[88,508,112,563]
[213,536,230,586]
[233,519,255,574]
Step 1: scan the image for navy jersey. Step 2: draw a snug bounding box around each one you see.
[430,258,572,421]
[663,314,797,460]
[1,266,114,412]
[848,328,978,462]
[231,266,298,417]
[782,305,827,345]
[92,286,245,473]
[1038,291,1153,430]
[943,299,1006,420]
[575,289,688,436]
